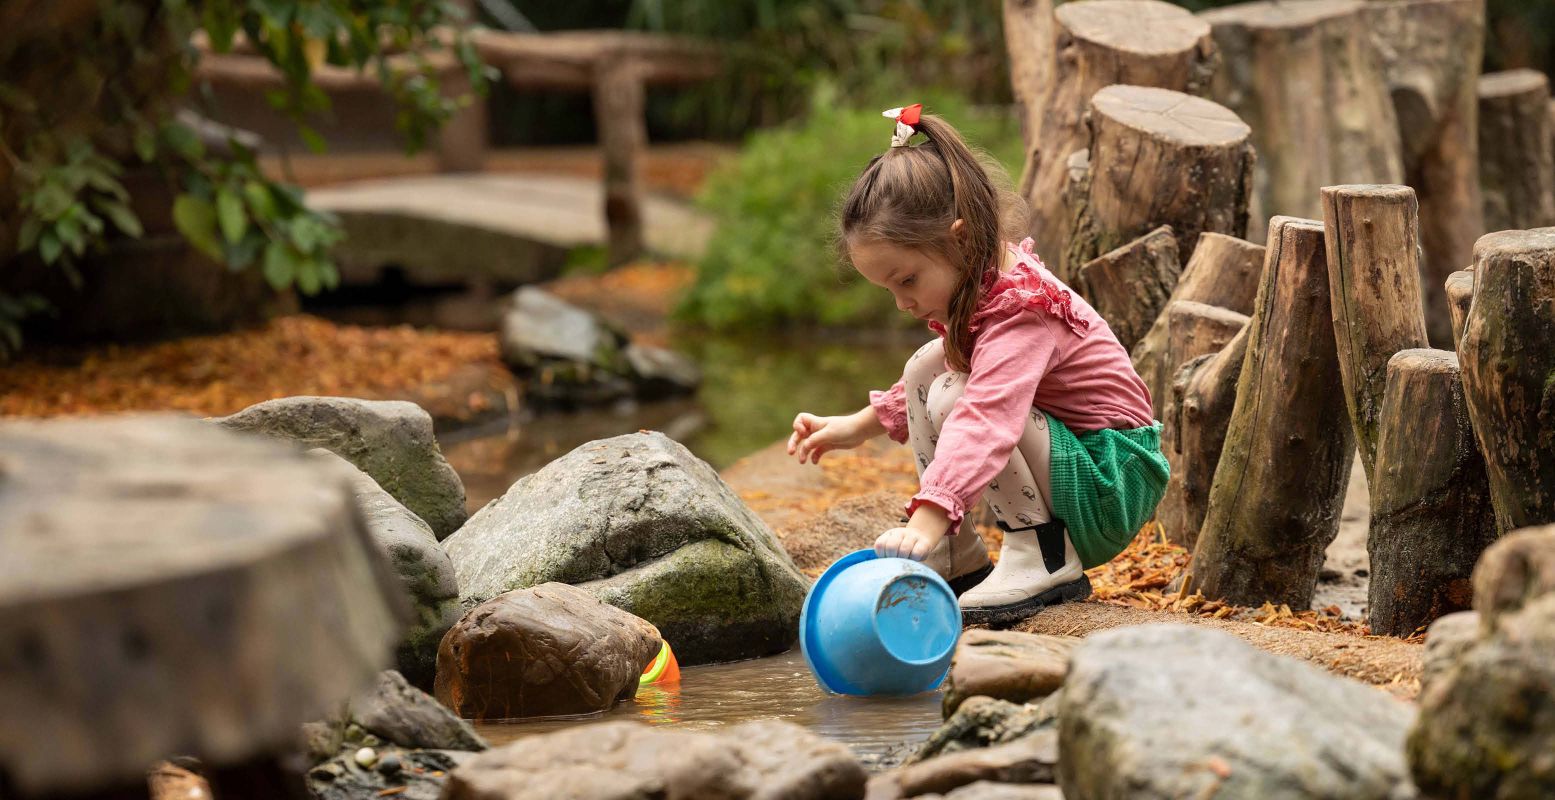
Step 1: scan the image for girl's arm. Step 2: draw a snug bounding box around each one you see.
[788,404,887,464]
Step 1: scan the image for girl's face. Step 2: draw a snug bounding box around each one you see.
[849,235,962,326]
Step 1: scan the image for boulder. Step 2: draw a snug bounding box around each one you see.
[443,719,866,800]
[214,396,468,539]
[942,630,1078,717]
[1419,611,1479,693]
[349,670,486,752]
[1407,526,1555,799]
[310,449,460,687]
[1471,524,1555,632]
[0,415,406,797]
[1060,625,1417,800]
[499,288,698,407]
[913,696,1060,763]
[434,582,662,720]
[443,432,809,665]
[868,731,1059,800]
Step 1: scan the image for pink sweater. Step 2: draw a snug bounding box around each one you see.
[869,239,1155,530]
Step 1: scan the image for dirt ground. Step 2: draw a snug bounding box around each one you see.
[721,438,1422,699]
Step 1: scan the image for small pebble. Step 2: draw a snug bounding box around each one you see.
[354,747,378,769]
[376,754,403,775]
[361,734,383,747]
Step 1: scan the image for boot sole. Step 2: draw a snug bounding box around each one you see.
[946,562,996,598]
[960,575,1093,628]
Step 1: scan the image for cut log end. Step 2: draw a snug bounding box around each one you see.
[1057,0,1211,54]
[1200,0,1363,29]
[1320,184,1417,203]
[1091,85,1250,147]
[1477,68,1550,101]
[1472,228,1555,261]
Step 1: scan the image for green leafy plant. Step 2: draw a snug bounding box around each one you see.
[678,90,1024,331]
[0,0,489,356]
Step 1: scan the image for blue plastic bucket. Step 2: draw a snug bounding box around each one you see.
[799,549,961,695]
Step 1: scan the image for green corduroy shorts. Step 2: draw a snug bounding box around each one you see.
[1045,413,1170,569]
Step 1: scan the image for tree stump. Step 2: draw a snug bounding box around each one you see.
[1200,0,1404,245]
[1477,69,1555,233]
[1005,0,1215,277]
[1362,0,1485,348]
[0,416,408,798]
[1131,232,1265,418]
[1063,85,1253,281]
[1186,217,1355,608]
[593,58,647,267]
[1369,349,1498,637]
[1445,268,1474,347]
[1458,228,1555,533]
[1157,305,1250,547]
[1321,184,1430,483]
[1077,225,1180,351]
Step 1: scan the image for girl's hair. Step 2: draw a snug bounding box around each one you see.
[840,112,1026,373]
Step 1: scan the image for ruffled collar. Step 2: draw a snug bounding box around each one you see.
[927,238,1090,339]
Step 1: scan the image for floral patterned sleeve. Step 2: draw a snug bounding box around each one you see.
[869,379,910,444]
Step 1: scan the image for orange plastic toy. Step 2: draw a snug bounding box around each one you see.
[639,640,681,686]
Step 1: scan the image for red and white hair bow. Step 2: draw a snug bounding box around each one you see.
[882,103,922,148]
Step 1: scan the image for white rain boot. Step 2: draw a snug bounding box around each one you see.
[959,518,1090,626]
[922,517,993,597]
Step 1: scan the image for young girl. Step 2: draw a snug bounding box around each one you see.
[786,104,1169,625]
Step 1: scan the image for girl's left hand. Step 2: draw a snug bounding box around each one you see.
[874,526,945,562]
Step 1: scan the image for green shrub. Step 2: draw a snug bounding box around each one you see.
[678,92,1023,331]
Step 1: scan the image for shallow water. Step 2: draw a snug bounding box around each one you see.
[472,649,943,770]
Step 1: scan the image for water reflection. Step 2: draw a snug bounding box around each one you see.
[442,331,928,510]
[473,650,941,769]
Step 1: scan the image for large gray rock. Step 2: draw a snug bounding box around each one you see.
[443,719,865,800]
[349,670,486,752]
[443,432,808,664]
[1060,625,1417,800]
[310,449,460,687]
[214,396,468,539]
[1419,611,1480,693]
[434,582,662,720]
[1407,527,1555,799]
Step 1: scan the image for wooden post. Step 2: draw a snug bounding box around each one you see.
[435,57,489,173]
[1064,85,1253,281]
[1185,217,1355,608]
[1445,269,1474,348]
[1362,0,1485,348]
[1321,184,1430,483]
[593,57,647,267]
[1131,232,1264,418]
[1077,225,1179,351]
[1369,349,1498,637]
[1477,69,1555,233]
[1458,228,1555,533]
[1199,0,1404,245]
[1006,0,1215,277]
[1157,305,1250,547]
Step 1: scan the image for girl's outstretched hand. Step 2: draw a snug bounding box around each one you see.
[788,411,866,464]
[874,526,945,561]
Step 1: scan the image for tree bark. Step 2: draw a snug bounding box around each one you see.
[1064,85,1253,281]
[1006,0,1216,274]
[593,58,647,267]
[1361,0,1485,349]
[1157,306,1250,548]
[1200,0,1405,245]
[1458,228,1555,533]
[1185,217,1355,608]
[1321,184,1431,483]
[1477,69,1555,233]
[1131,232,1264,418]
[1077,225,1180,351]
[1369,348,1498,637]
[436,66,488,173]
[1445,268,1474,348]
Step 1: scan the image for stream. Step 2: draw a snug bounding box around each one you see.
[439,330,944,768]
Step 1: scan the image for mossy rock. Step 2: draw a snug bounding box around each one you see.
[442,432,808,665]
